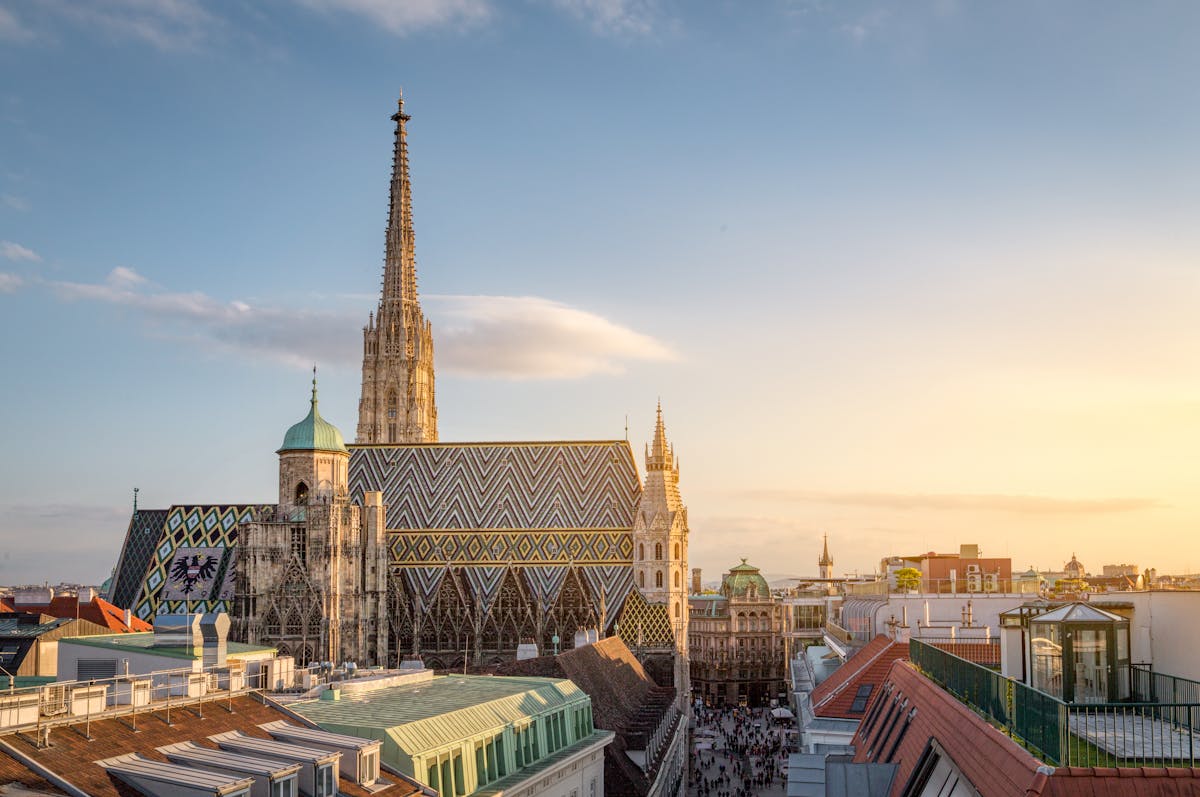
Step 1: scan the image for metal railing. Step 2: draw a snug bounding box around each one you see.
[911,639,1200,767]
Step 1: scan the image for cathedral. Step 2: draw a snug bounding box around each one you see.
[108,95,690,679]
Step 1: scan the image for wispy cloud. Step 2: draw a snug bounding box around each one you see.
[431,294,676,378]
[293,0,491,35]
[0,6,32,41]
[0,273,23,293]
[46,269,675,378]
[1,194,30,211]
[38,0,221,51]
[1,241,40,262]
[549,0,661,36]
[51,267,353,368]
[740,488,1164,515]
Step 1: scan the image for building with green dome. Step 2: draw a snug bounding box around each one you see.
[688,559,785,706]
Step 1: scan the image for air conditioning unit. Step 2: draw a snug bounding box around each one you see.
[966,573,982,593]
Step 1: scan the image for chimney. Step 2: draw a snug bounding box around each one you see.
[692,568,702,594]
[123,609,132,630]
[200,612,230,668]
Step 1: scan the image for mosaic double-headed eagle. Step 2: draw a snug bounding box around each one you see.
[169,553,218,595]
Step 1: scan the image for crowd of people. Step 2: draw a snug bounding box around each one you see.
[690,704,791,797]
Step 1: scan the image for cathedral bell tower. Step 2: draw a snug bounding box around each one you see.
[238,372,388,667]
[356,93,438,444]
[632,403,689,647]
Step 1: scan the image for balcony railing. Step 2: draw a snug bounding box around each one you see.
[910,639,1200,768]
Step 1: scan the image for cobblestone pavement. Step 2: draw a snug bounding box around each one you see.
[689,707,790,797]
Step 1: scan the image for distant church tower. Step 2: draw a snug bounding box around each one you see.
[356,93,438,444]
[632,403,689,649]
[819,534,833,581]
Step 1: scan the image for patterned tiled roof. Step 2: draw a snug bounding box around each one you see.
[349,442,641,531]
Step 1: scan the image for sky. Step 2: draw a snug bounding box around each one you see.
[2,0,1199,586]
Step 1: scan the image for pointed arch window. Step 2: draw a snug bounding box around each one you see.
[295,481,309,505]
[674,602,680,618]
[656,571,663,588]
[674,571,680,588]
[639,571,646,588]
[674,542,680,560]
[639,543,645,560]
[655,543,662,560]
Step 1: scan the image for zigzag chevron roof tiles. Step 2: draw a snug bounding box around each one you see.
[349,441,641,530]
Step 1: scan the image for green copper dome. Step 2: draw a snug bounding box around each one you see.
[278,374,348,454]
[721,559,771,598]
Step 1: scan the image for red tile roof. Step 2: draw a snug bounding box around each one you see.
[854,661,1200,796]
[929,641,1000,667]
[810,634,908,719]
[853,661,1044,796]
[0,694,423,797]
[11,596,152,633]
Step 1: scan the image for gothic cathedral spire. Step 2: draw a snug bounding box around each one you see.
[356,93,438,444]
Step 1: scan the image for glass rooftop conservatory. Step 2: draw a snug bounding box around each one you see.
[1028,602,1130,704]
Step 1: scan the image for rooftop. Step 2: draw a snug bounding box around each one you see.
[288,674,590,755]
[58,631,275,661]
[0,693,424,797]
[279,377,348,454]
[810,635,908,719]
[7,595,152,632]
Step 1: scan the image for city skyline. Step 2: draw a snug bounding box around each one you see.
[2,1,1199,584]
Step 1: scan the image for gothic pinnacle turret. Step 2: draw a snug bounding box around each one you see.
[356,92,438,444]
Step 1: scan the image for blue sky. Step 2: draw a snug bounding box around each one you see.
[2,1,1200,585]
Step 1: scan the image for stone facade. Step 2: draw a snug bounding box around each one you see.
[631,403,690,658]
[688,560,784,707]
[234,387,389,666]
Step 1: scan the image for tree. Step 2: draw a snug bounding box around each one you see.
[894,567,922,592]
[1054,577,1089,595]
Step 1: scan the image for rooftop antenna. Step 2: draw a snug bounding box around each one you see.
[624,414,629,441]
[133,487,139,514]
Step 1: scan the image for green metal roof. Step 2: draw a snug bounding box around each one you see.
[722,559,770,598]
[278,377,348,454]
[58,632,275,661]
[473,730,614,797]
[290,674,591,757]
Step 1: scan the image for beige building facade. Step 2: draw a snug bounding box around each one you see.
[688,560,784,707]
